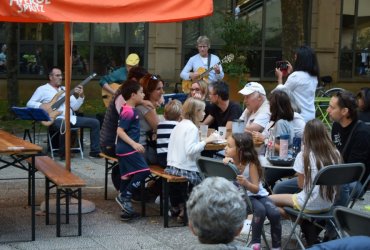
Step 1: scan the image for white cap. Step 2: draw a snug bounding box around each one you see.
[239,82,266,96]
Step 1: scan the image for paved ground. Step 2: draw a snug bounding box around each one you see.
[0,131,369,249]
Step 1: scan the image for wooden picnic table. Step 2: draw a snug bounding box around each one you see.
[0,129,43,241]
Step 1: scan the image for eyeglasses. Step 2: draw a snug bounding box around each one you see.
[190,88,201,92]
[197,45,208,48]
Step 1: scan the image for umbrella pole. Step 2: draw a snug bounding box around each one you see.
[64,22,71,171]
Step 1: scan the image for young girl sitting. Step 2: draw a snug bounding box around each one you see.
[165,97,217,221]
[223,133,281,250]
[269,119,342,245]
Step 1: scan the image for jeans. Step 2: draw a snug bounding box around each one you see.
[54,116,101,154]
[307,236,370,250]
[335,181,363,207]
[272,177,300,194]
[250,196,281,248]
[265,168,296,192]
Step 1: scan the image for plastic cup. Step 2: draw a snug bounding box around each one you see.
[218,126,227,139]
[200,124,208,140]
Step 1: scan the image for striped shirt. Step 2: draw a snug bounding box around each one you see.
[156,120,178,167]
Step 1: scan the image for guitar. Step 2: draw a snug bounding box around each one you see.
[181,54,234,94]
[40,73,97,126]
[101,83,120,108]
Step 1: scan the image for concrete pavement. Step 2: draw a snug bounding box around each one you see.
[0,131,369,249]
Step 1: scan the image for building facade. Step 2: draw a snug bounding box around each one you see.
[0,0,369,101]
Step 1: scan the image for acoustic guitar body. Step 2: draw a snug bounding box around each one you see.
[101,83,121,108]
[40,91,64,126]
[181,67,208,94]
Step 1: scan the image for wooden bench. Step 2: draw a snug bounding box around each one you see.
[27,155,86,237]
[99,152,119,200]
[142,165,188,228]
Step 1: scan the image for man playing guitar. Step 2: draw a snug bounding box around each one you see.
[100,53,140,106]
[180,36,224,93]
[27,67,101,160]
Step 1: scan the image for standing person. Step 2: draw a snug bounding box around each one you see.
[27,67,101,160]
[269,119,342,247]
[223,133,281,250]
[0,44,6,73]
[180,35,224,91]
[357,87,370,122]
[203,80,242,130]
[274,45,320,122]
[99,53,140,96]
[165,97,217,222]
[100,66,149,191]
[115,80,150,220]
[156,100,182,168]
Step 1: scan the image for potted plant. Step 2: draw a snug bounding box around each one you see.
[215,12,260,100]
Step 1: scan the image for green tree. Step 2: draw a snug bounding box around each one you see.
[281,0,305,61]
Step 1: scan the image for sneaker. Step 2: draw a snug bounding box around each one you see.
[89,151,102,158]
[120,211,140,221]
[116,196,135,215]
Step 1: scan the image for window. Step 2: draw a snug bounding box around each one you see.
[339,0,370,80]
[0,22,146,78]
[182,0,311,80]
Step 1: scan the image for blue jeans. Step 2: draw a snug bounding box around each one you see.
[54,116,101,154]
[307,236,370,250]
[272,177,300,194]
[335,181,363,207]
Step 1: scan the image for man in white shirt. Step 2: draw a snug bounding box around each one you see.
[27,67,101,160]
[180,36,224,89]
[238,82,270,133]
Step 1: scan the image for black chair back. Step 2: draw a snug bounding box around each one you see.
[196,156,239,181]
[334,206,370,237]
[314,163,365,186]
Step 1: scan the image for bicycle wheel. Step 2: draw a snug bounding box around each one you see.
[322,88,345,97]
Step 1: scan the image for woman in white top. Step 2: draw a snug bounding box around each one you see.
[274,45,320,122]
[269,119,342,214]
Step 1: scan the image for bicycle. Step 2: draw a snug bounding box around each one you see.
[316,75,345,97]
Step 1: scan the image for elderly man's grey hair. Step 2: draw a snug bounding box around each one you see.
[186,177,246,244]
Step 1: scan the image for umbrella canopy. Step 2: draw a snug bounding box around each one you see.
[1,0,213,170]
[0,0,213,23]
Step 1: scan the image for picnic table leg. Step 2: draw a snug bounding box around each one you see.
[31,155,36,241]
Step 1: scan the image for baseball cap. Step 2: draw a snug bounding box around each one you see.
[125,53,140,66]
[239,82,266,96]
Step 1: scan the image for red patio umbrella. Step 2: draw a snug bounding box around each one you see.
[0,0,213,170]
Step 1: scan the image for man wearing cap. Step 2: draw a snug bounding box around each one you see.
[99,53,140,95]
[239,82,270,133]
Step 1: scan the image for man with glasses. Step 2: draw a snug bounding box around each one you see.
[203,81,242,131]
[27,67,101,160]
[180,36,224,86]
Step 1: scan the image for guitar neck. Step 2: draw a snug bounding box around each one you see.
[51,73,97,110]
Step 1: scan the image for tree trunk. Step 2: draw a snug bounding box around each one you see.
[281,0,305,62]
[6,23,19,119]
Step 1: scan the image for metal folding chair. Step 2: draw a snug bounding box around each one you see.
[333,206,370,238]
[196,156,270,249]
[48,126,84,159]
[282,163,365,250]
